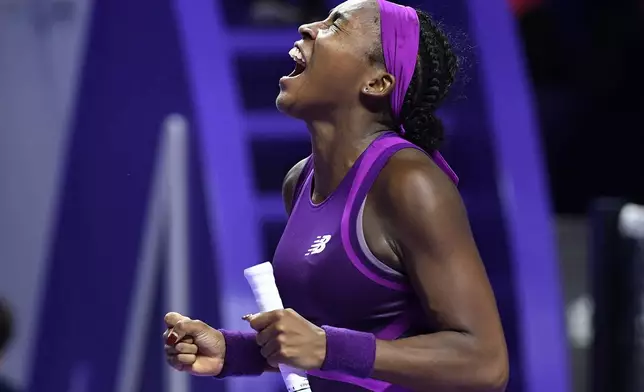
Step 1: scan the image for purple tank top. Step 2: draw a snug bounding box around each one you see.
[273,133,430,391]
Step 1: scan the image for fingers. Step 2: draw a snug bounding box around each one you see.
[264,340,292,369]
[171,319,207,342]
[253,318,286,367]
[166,353,197,370]
[260,338,281,364]
[165,335,198,372]
[163,328,184,343]
[164,327,194,343]
[167,330,180,345]
[165,312,189,344]
[248,309,289,366]
[248,309,284,332]
[164,312,187,328]
[164,341,199,356]
[163,311,207,345]
[266,353,282,369]
[176,354,197,364]
[163,312,202,373]
[255,323,280,346]
[163,327,194,345]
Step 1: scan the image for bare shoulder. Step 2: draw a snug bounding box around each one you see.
[371,148,461,218]
[282,156,311,216]
[371,148,480,281]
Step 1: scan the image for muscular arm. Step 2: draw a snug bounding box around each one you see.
[369,151,508,391]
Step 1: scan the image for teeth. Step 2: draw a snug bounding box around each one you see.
[288,47,306,66]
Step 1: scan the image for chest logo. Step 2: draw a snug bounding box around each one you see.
[305,235,332,256]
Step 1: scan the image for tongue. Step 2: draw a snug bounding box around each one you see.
[289,63,305,77]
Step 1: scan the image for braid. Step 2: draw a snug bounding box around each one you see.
[399,10,458,153]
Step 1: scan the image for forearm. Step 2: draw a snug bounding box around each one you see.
[371,332,508,392]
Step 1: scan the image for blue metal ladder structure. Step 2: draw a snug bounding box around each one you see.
[173,1,312,391]
[230,28,309,222]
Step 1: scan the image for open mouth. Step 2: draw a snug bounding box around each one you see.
[287,46,307,78]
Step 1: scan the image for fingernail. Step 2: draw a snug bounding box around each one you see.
[242,314,253,321]
[166,332,179,345]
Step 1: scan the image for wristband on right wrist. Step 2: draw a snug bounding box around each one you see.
[214,330,266,378]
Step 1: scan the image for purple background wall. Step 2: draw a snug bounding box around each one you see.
[28,0,222,391]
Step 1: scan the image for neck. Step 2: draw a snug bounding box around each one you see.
[305,114,388,200]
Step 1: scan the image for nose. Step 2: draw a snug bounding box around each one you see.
[298,22,317,40]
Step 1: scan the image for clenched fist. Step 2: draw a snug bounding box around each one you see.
[246,308,326,370]
[163,312,225,376]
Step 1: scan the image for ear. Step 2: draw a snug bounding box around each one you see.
[361,72,395,98]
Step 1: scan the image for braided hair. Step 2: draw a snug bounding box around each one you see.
[372,9,458,153]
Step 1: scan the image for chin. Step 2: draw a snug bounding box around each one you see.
[275,90,302,118]
[275,91,291,112]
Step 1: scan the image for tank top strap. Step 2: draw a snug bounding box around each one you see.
[335,133,420,292]
[291,155,313,211]
[347,133,422,207]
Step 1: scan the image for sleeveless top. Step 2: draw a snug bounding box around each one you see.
[273,132,441,391]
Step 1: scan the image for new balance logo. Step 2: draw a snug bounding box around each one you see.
[305,235,332,256]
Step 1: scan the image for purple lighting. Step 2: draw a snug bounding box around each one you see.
[466,0,570,391]
[172,0,292,390]
[173,0,570,391]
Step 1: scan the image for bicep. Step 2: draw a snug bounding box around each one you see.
[388,169,503,342]
[408,196,498,335]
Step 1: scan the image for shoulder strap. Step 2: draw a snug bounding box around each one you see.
[291,155,313,210]
[349,134,458,199]
[431,150,459,185]
[339,134,416,292]
[347,135,422,205]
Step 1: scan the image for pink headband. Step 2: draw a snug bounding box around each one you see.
[377,0,459,185]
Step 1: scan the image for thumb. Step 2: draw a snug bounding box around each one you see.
[164,312,187,328]
[168,319,208,344]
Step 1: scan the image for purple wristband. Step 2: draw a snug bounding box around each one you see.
[320,326,376,378]
[214,330,266,378]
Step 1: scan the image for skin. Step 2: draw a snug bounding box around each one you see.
[164,1,508,390]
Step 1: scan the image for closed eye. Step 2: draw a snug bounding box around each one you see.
[326,11,346,31]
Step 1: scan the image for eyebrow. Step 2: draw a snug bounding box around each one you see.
[329,10,347,22]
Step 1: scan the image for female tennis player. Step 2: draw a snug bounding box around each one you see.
[164,0,508,390]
